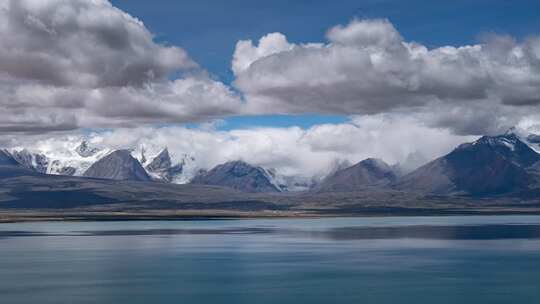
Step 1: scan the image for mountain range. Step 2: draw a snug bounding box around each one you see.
[395,134,540,195]
[2,132,540,198]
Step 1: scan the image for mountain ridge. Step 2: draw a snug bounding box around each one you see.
[394,134,540,195]
[2,132,540,196]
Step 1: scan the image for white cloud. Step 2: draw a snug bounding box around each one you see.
[2,0,194,87]
[2,1,539,162]
[232,32,296,75]
[233,19,540,135]
[5,115,475,180]
[0,0,241,133]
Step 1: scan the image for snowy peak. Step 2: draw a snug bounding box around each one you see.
[457,134,540,168]
[475,134,520,151]
[9,149,49,173]
[5,139,113,177]
[396,133,540,195]
[75,141,101,158]
[142,148,196,183]
[146,148,172,172]
[140,146,147,165]
[0,149,19,166]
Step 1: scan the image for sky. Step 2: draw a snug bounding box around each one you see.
[111,0,540,84]
[111,0,540,130]
[1,0,540,178]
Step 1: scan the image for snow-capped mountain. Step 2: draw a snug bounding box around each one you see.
[141,148,197,183]
[5,139,198,184]
[395,133,540,195]
[75,141,102,158]
[8,140,112,176]
[0,149,19,166]
[4,129,540,193]
[9,149,49,173]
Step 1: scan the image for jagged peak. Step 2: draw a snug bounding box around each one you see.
[0,149,18,166]
[140,146,147,164]
[447,132,540,171]
[456,133,524,152]
[75,140,101,158]
[146,147,172,171]
[157,147,170,158]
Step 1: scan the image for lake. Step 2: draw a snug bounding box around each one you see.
[1,216,540,303]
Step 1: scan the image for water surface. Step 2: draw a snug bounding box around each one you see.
[1,216,540,303]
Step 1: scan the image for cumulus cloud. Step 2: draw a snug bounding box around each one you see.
[5,115,475,180]
[0,0,241,133]
[233,19,540,135]
[2,0,539,162]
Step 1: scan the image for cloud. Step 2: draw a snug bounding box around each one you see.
[6,115,475,179]
[0,0,241,133]
[3,3,539,141]
[232,32,296,76]
[233,19,540,135]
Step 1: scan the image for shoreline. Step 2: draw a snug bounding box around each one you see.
[2,208,540,223]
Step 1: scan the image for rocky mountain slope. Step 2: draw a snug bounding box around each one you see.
[0,149,19,166]
[3,131,540,196]
[83,150,151,181]
[143,148,195,183]
[9,150,49,173]
[2,162,539,220]
[7,140,111,176]
[318,158,398,192]
[395,134,540,195]
[190,161,282,193]
[0,163,279,211]
[3,132,540,220]
[5,140,198,183]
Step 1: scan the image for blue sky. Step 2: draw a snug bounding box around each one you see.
[110,0,540,130]
[3,0,540,172]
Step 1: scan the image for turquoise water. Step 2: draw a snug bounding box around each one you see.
[1,216,540,303]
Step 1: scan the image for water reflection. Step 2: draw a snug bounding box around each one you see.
[2,217,540,304]
[3,223,540,240]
